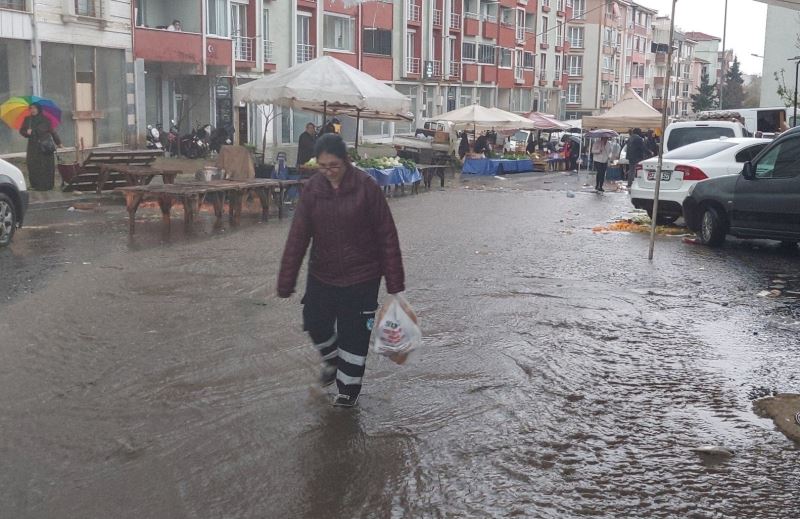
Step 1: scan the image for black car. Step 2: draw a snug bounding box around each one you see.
[683,126,800,247]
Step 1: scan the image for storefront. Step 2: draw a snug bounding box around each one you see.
[0,39,32,155]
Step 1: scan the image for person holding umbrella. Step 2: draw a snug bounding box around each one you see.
[20,103,61,191]
[591,136,613,192]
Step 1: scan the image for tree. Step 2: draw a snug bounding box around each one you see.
[743,75,762,108]
[720,57,745,109]
[774,68,796,108]
[691,71,718,113]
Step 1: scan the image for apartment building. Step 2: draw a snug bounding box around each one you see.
[563,0,655,120]
[651,17,696,117]
[0,0,135,156]
[760,3,797,107]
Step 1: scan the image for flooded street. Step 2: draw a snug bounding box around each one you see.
[1,177,798,518]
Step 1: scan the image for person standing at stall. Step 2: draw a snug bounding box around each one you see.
[277,134,406,408]
[625,128,646,188]
[19,103,61,191]
[296,122,317,167]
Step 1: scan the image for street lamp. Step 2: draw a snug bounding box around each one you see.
[789,56,800,128]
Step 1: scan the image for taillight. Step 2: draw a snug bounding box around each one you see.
[675,165,707,181]
[635,164,643,178]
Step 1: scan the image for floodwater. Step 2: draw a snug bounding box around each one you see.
[1,175,799,518]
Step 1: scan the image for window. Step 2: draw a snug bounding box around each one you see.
[0,0,26,11]
[603,55,614,71]
[75,0,97,17]
[363,29,392,55]
[539,53,546,76]
[572,0,586,19]
[500,7,513,26]
[567,83,581,104]
[754,138,800,179]
[499,48,512,68]
[207,0,229,37]
[567,55,582,76]
[523,51,534,69]
[540,17,548,44]
[555,54,561,75]
[462,41,477,62]
[557,21,563,45]
[568,27,584,48]
[667,127,736,152]
[323,15,355,52]
[734,144,768,163]
[664,141,737,160]
[478,44,496,64]
[0,39,33,154]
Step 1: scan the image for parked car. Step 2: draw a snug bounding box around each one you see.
[663,120,751,153]
[0,158,29,247]
[683,127,800,247]
[630,137,770,223]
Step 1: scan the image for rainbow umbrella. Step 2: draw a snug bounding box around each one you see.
[0,96,62,130]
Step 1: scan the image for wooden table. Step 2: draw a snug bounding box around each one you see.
[98,164,180,194]
[114,179,304,234]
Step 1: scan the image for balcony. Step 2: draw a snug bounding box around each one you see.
[516,26,525,42]
[431,60,442,77]
[234,35,255,62]
[297,43,315,64]
[264,40,274,64]
[449,12,461,30]
[433,9,443,27]
[134,27,204,65]
[407,3,421,23]
[405,56,420,75]
[449,62,462,80]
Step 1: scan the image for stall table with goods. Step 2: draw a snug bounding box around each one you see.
[462,155,539,176]
[302,156,422,193]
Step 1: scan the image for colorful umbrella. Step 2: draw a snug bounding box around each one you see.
[0,96,62,130]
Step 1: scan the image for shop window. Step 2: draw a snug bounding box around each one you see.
[0,39,32,154]
[41,43,76,149]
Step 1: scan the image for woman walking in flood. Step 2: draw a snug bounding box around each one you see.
[20,103,61,191]
[277,134,406,408]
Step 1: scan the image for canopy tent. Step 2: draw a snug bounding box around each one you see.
[582,88,662,131]
[754,0,800,8]
[234,55,412,149]
[437,104,531,130]
[524,112,571,130]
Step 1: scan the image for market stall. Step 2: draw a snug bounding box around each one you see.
[462,157,537,176]
[302,156,422,189]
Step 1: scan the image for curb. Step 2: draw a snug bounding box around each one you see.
[28,193,121,210]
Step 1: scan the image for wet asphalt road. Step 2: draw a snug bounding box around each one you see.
[1,172,799,519]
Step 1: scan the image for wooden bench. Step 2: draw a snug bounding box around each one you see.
[114,179,304,234]
[60,150,164,193]
[97,164,181,194]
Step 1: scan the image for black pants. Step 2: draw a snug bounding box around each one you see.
[302,276,380,397]
[595,161,608,189]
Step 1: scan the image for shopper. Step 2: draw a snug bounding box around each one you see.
[625,128,646,188]
[592,137,613,192]
[20,103,61,191]
[277,134,406,408]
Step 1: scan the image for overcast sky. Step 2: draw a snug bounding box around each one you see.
[637,0,768,75]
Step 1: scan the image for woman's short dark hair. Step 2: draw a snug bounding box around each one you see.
[314,133,348,162]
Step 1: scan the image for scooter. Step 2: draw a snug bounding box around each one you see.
[145,124,163,150]
[179,123,210,159]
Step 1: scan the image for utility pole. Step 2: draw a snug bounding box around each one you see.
[648,0,677,261]
[719,0,728,108]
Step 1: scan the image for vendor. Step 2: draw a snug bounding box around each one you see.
[297,122,317,166]
[473,132,489,156]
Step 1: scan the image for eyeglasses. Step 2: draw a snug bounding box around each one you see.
[317,163,344,173]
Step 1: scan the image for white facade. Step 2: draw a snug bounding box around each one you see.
[760,4,800,107]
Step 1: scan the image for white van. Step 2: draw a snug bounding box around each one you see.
[663,121,749,153]
[697,107,792,135]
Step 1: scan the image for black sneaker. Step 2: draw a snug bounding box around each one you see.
[320,365,337,387]
[333,394,359,407]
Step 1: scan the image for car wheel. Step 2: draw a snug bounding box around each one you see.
[0,193,17,248]
[698,206,727,246]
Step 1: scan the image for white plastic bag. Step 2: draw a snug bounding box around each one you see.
[372,294,422,364]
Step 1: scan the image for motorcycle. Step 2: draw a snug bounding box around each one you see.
[208,123,235,154]
[180,123,211,159]
[166,120,180,157]
[145,124,163,150]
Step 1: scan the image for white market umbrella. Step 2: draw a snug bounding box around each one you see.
[234,55,412,148]
[753,0,800,8]
[582,88,662,131]
[437,104,531,130]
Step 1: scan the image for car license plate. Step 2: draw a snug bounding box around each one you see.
[647,170,671,181]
